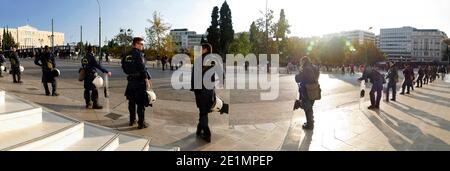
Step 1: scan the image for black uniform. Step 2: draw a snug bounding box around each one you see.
[0,53,6,77]
[191,53,216,140]
[9,51,21,83]
[35,51,58,95]
[122,48,151,128]
[82,52,109,107]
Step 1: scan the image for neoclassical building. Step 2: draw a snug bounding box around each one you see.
[0,25,64,49]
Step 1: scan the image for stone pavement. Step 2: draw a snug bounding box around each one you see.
[1,59,449,151]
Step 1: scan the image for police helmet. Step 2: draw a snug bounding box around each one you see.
[92,76,104,88]
[0,66,4,72]
[147,90,157,104]
[20,66,24,73]
[52,68,61,77]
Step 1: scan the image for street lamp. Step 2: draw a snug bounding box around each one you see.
[96,0,102,63]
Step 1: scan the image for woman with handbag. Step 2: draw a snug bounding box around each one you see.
[295,56,320,130]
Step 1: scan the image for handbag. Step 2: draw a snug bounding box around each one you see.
[78,68,86,81]
[305,83,322,101]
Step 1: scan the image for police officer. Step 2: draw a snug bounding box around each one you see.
[35,46,59,96]
[0,50,6,77]
[191,43,217,143]
[9,47,22,84]
[82,46,111,109]
[386,62,398,102]
[122,37,151,129]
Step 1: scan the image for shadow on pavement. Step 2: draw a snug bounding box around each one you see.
[389,102,450,132]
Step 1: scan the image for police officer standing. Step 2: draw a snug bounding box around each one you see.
[9,47,22,84]
[0,50,6,77]
[82,46,111,109]
[35,46,59,96]
[122,37,151,129]
[385,62,398,102]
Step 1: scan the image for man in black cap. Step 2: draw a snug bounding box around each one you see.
[81,46,111,109]
[122,37,151,129]
[35,46,59,96]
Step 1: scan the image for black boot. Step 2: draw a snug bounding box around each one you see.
[196,124,202,136]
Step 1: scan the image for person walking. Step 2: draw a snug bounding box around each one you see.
[191,43,218,142]
[400,64,414,95]
[416,65,425,88]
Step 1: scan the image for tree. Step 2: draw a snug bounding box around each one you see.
[207,6,221,53]
[249,21,263,55]
[2,28,17,50]
[275,9,291,64]
[229,32,252,55]
[219,1,234,55]
[146,11,171,57]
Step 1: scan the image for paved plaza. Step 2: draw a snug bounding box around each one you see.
[1,58,449,151]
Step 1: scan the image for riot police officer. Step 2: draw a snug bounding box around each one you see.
[82,46,111,109]
[9,47,22,84]
[122,37,151,129]
[35,46,59,96]
[191,43,216,143]
[0,50,6,77]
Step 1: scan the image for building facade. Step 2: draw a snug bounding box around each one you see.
[0,25,65,49]
[324,30,376,45]
[169,28,205,52]
[379,26,448,62]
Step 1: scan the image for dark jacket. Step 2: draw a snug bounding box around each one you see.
[359,68,384,91]
[296,63,319,101]
[35,52,56,83]
[0,54,6,64]
[9,51,20,68]
[124,48,151,104]
[403,67,414,81]
[82,52,109,90]
[191,53,216,112]
[386,66,399,83]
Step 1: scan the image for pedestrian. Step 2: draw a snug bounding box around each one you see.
[439,65,446,80]
[424,65,430,85]
[81,46,111,109]
[400,64,414,95]
[105,52,110,63]
[386,62,398,102]
[122,37,151,129]
[359,65,385,110]
[416,65,425,88]
[34,46,59,96]
[0,50,6,78]
[162,56,168,71]
[350,64,355,75]
[191,43,217,142]
[9,47,22,84]
[295,56,320,130]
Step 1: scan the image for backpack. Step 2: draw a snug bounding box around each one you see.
[121,54,135,75]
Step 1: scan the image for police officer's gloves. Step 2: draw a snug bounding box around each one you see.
[293,99,304,111]
[360,90,366,98]
[220,103,229,115]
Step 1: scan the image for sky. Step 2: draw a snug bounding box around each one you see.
[1,0,450,45]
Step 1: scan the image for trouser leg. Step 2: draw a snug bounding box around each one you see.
[199,112,210,137]
[128,100,136,123]
[137,103,145,126]
[84,89,91,105]
[51,81,57,94]
[370,89,376,106]
[375,89,382,107]
[43,83,50,95]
